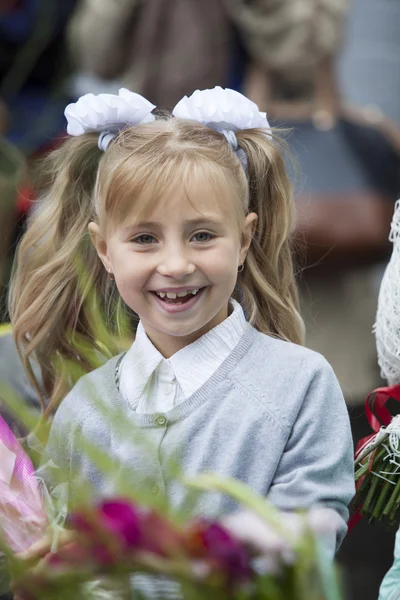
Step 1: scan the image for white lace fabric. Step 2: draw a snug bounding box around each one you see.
[374,199,400,385]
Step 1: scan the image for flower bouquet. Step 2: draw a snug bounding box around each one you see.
[352,200,400,527]
[353,387,400,525]
[0,409,343,600]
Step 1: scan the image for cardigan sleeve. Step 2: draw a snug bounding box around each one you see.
[267,356,355,553]
[40,378,97,503]
[40,392,77,499]
[378,526,400,600]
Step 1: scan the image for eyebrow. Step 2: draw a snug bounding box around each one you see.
[121,217,225,233]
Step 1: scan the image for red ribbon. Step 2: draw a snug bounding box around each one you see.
[355,385,400,456]
[348,384,400,532]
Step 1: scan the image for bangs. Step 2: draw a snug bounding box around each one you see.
[98,148,244,230]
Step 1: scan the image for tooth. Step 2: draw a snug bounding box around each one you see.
[158,292,166,298]
[177,291,187,297]
[166,292,177,299]
[191,289,199,295]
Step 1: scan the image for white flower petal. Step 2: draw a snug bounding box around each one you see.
[65,88,156,136]
[173,87,270,134]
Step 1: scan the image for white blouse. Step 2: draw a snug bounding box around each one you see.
[118,299,247,413]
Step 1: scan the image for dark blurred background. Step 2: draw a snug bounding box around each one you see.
[1,1,400,598]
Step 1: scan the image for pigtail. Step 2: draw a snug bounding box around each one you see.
[235,130,305,345]
[9,136,128,417]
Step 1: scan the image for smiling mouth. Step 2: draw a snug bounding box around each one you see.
[151,288,204,305]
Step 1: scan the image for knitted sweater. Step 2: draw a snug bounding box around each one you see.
[46,322,354,531]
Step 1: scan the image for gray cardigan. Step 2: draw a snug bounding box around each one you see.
[46,324,355,551]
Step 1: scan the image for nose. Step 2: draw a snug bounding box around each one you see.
[156,244,196,279]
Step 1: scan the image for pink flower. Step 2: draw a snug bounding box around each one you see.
[60,500,252,586]
[69,499,143,565]
[0,414,48,553]
[69,499,184,566]
[99,500,143,548]
[184,520,252,584]
[47,540,92,567]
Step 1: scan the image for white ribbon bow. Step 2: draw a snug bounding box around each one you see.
[172,87,271,169]
[64,88,156,150]
[172,86,270,133]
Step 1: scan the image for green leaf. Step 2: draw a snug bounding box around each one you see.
[184,473,295,543]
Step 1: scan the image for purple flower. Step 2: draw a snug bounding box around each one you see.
[100,500,143,548]
[69,499,186,566]
[70,498,143,565]
[185,520,252,584]
[65,501,252,585]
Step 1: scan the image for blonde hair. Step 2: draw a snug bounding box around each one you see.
[9,117,304,417]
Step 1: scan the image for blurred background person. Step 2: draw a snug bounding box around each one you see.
[0,0,77,155]
[339,0,400,127]
[0,0,91,579]
[0,0,77,444]
[0,0,77,316]
[0,108,25,317]
[67,0,231,108]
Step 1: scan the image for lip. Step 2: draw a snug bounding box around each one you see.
[150,286,204,293]
[150,287,206,314]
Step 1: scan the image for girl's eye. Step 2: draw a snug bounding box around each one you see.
[191,231,214,242]
[132,234,157,245]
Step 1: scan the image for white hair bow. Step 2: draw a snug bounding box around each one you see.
[172,86,270,132]
[64,88,156,151]
[172,86,271,169]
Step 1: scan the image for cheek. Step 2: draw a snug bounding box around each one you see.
[204,244,239,283]
[114,269,149,314]
[112,258,150,298]
[115,268,147,293]
[211,241,239,268]
[109,246,148,281]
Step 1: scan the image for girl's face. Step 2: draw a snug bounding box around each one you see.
[90,180,256,357]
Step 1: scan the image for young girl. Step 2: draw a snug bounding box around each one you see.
[9,87,354,568]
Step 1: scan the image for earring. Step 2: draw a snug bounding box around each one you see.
[108,268,114,281]
[238,262,244,273]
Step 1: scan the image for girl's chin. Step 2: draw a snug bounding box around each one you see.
[133,289,231,339]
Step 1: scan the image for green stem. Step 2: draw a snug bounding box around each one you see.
[359,449,388,515]
[355,462,370,482]
[383,472,400,517]
[371,470,397,520]
[355,434,389,466]
[361,473,382,516]
[388,476,400,522]
[357,472,372,494]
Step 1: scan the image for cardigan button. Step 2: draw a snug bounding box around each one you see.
[155,415,167,426]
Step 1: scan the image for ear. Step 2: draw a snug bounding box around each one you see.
[239,212,257,263]
[88,222,112,273]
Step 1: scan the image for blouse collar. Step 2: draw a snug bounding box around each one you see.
[119,299,247,404]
